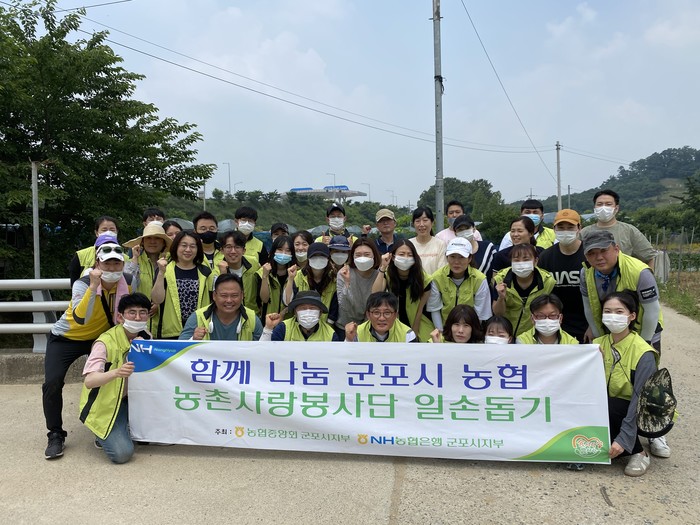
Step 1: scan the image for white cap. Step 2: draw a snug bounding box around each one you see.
[445,237,473,258]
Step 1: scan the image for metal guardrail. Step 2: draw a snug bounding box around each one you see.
[0,278,71,353]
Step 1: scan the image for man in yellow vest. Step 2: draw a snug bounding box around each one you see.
[79,293,152,463]
[235,206,268,265]
[179,273,262,341]
[345,292,417,343]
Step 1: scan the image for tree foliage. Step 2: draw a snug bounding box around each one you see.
[0,0,214,278]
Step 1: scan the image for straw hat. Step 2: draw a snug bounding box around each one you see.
[123,222,172,249]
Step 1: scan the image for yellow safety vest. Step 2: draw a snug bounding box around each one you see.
[536,227,556,249]
[431,265,487,324]
[282,318,336,341]
[214,256,261,317]
[517,327,579,345]
[493,267,555,336]
[194,305,257,341]
[293,271,337,324]
[385,270,435,342]
[356,319,414,342]
[596,332,658,401]
[158,262,213,338]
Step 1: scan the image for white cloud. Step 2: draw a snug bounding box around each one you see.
[645,9,700,47]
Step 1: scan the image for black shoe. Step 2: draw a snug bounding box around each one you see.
[94,438,103,450]
[45,432,65,459]
[566,463,585,471]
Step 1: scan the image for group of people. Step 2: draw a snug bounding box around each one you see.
[42,191,670,477]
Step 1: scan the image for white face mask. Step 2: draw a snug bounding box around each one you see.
[297,309,320,329]
[555,230,578,246]
[328,217,345,231]
[511,261,534,278]
[394,256,415,271]
[456,229,474,241]
[331,253,348,265]
[295,251,308,262]
[354,256,374,271]
[534,319,560,336]
[123,319,148,334]
[237,221,255,235]
[602,313,630,334]
[594,206,616,223]
[308,256,328,270]
[485,335,510,345]
[101,271,123,283]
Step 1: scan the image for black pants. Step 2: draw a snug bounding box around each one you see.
[42,333,94,435]
[608,397,643,456]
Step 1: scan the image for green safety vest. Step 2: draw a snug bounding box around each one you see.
[536,227,556,249]
[431,265,486,324]
[194,304,257,341]
[257,268,288,318]
[158,262,212,338]
[584,252,663,336]
[293,271,337,324]
[282,318,336,341]
[385,270,435,342]
[78,324,132,440]
[214,256,261,317]
[356,319,414,343]
[517,327,579,345]
[133,251,167,334]
[245,236,265,262]
[493,267,555,336]
[596,332,658,401]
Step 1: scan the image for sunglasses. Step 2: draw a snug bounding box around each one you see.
[99,246,124,254]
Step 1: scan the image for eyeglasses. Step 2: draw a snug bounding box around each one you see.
[369,310,396,319]
[196,226,218,232]
[533,314,560,321]
[223,244,244,251]
[98,246,123,254]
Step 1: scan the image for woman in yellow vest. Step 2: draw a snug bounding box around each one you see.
[122,222,171,333]
[372,239,434,342]
[69,215,120,285]
[284,242,338,326]
[151,230,213,339]
[516,294,579,345]
[345,292,417,343]
[595,291,658,477]
[260,290,340,341]
[79,292,152,463]
[179,273,262,341]
[429,304,484,343]
[257,235,297,319]
[492,243,555,336]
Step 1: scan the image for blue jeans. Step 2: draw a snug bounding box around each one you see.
[96,399,134,464]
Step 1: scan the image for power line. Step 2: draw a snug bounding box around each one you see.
[564,146,631,165]
[565,149,630,166]
[55,0,133,13]
[458,0,557,184]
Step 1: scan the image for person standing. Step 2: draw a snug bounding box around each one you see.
[43,235,133,459]
[581,189,656,269]
[436,200,483,243]
[537,209,589,342]
[235,206,268,265]
[408,206,446,275]
[316,202,358,245]
[374,208,401,255]
[216,231,261,317]
[193,211,224,270]
[498,199,556,251]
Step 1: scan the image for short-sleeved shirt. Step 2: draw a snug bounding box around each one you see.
[581,222,656,264]
[408,236,447,275]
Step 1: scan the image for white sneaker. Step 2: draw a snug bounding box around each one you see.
[649,436,671,458]
[624,452,650,477]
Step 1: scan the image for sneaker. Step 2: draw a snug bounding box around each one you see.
[45,432,65,460]
[649,436,671,458]
[94,438,103,450]
[566,463,585,471]
[624,452,650,477]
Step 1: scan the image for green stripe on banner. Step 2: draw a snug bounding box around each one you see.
[515,426,610,463]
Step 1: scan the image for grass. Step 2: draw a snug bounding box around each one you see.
[660,272,700,323]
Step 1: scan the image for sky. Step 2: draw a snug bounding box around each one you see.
[50,0,700,208]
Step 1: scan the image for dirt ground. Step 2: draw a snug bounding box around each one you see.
[0,308,697,524]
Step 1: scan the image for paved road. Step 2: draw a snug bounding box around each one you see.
[1,308,698,524]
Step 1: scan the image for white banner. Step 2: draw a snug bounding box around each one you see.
[128,340,611,464]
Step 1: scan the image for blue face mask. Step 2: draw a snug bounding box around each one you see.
[274,253,292,265]
[525,213,541,226]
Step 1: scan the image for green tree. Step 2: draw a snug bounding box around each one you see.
[417,178,505,226]
[0,0,214,278]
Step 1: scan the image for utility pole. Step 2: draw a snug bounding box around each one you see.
[432,0,445,229]
[31,161,40,279]
[567,184,571,209]
[556,141,562,210]
[222,162,231,194]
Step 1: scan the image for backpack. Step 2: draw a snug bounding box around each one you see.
[636,368,678,438]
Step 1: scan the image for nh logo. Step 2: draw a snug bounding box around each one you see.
[370,436,395,445]
[132,343,153,354]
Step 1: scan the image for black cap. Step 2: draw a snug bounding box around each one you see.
[287,290,328,313]
[326,202,345,216]
[270,222,289,235]
[307,242,330,259]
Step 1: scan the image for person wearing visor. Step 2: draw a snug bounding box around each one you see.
[122,221,171,331]
[427,237,492,330]
[451,214,497,280]
[261,290,340,341]
[43,234,133,459]
[345,292,417,343]
[69,215,125,286]
[180,273,262,341]
[284,242,338,326]
[79,293,152,464]
[317,202,358,245]
[498,199,555,251]
[516,294,578,345]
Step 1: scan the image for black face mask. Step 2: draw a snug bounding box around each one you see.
[198,231,217,245]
